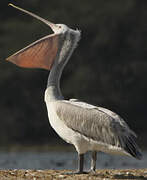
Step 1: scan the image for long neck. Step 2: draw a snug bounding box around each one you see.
[45,31,80,101]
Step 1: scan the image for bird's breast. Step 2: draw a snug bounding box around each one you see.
[45,101,78,144]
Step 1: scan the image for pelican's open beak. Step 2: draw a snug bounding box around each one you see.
[6,4,60,70]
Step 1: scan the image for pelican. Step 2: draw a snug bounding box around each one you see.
[7,4,142,174]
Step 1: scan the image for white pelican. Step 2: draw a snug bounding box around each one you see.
[7,4,142,174]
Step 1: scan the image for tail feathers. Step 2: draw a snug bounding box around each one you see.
[124,135,142,160]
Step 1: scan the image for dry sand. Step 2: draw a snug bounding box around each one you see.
[0,169,147,180]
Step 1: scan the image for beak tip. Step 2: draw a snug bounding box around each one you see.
[8,3,13,7]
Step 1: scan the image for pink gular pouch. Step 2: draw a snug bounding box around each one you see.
[6,4,61,70]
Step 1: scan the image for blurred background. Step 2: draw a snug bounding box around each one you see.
[0,0,147,153]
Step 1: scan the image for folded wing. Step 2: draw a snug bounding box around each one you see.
[55,100,142,159]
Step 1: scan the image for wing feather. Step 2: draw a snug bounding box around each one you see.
[55,100,142,159]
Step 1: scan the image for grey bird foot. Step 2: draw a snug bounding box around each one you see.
[63,170,88,175]
[89,169,96,174]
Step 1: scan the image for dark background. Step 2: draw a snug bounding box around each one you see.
[0,0,147,147]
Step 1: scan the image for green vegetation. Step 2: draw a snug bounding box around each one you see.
[0,0,147,145]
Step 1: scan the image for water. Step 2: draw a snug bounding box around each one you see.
[0,150,146,170]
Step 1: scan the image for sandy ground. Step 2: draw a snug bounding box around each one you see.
[0,169,147,180]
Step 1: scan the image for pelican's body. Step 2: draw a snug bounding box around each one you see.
[7,4,142,174]
[45,99,134,156]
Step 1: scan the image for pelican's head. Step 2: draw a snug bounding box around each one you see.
[7,4,80,70]
[49,23,69,34]
[8,4,81,37]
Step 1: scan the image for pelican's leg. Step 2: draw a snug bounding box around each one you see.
[71,154,86,174]
[63,153,87,174]
[77,154,84,173]
[90,151,97,172]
